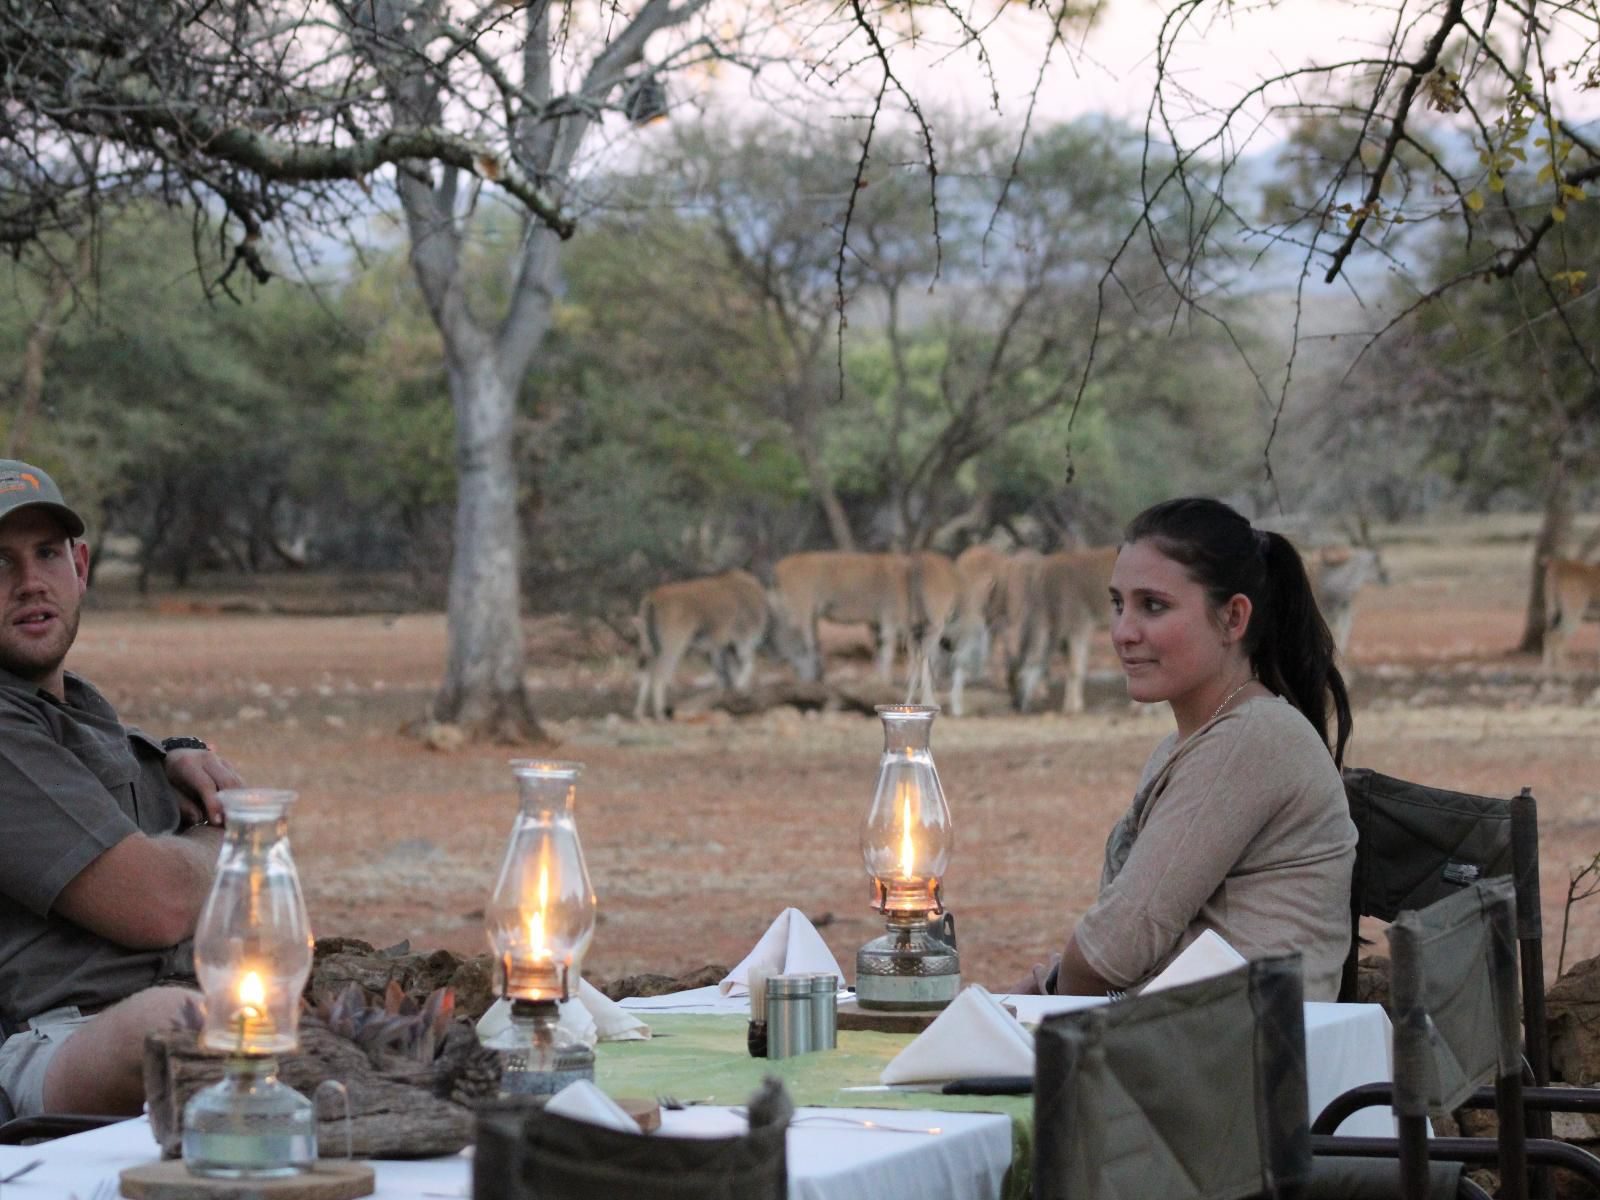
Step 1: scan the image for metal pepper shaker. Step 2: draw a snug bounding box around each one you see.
[766,974,815,1059]
[807,973,838,1050]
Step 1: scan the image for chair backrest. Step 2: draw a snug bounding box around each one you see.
[472,1077,791,1200]
[1340,769,1546,1089]
[1389,878,1527,1200]
[1034,954,1310,1200]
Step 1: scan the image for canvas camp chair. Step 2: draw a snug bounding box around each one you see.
[1034,953,1495,1200]
[1312,879,1600,1200]
[472,1077,791,1200]
[1340,768,1548,1095]
[1033,953,1317,1200]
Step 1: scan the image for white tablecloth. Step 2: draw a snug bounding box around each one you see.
[0,1106,1012,1200]
[623,988,1398,1137]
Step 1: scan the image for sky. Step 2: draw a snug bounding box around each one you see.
[866,0,1599,135]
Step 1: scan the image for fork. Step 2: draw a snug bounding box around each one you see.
[657,1095,715,1110]
[0,1159,42,1184]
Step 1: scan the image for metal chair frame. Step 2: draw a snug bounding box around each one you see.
[1318,880,1600,1200]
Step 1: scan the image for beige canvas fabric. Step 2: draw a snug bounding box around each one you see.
[1076,696,1356,999]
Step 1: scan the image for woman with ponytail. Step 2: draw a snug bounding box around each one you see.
[1011,497,1357,1000]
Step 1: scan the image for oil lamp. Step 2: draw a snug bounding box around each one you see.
[183,788,317,1179]
[856,705,960,1011]
[481,760,598,1095]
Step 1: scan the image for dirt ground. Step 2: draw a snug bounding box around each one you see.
[71,520,1600,991]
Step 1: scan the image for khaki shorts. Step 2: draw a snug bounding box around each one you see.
[0,1007,94,1118]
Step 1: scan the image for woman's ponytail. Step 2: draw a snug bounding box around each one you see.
[1255,531,1352,767]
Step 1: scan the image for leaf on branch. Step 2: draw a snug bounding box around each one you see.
[1465,190,1485,212]
[1423,69,1464,113]
[1561,184,1587,203]
[1551,270,1588,297]
[1551,204,1567,223]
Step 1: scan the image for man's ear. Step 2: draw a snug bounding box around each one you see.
[71,538,90,591]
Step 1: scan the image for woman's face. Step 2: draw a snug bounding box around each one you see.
[1109,538,1246,707]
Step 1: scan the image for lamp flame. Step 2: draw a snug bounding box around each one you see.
[899,790,915,881]
[238,970,266,1017]
[525,845,555,961]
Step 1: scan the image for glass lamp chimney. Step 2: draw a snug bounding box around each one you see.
[862,706,952,922]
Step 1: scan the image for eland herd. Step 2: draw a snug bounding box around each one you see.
[632,543,1385,721]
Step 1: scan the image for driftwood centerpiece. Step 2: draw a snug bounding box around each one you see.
[145,985,500,1160]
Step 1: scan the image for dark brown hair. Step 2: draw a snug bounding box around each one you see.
[1124,497,1352,766]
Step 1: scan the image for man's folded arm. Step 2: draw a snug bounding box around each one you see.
[51,826,223,949]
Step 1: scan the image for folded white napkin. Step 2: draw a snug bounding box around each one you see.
[475,979,651,1047]
[544,1079,640,1134]
[719,907,845,997]
[1141,929,1247,995]
[880,984,1035,1085]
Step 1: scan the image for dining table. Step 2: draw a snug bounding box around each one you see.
[0,987,1398,1200]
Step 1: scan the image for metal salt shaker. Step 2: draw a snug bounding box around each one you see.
[807,973,838,1050]
[766,974,815,1059]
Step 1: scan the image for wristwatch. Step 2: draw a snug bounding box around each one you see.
[161,736,210,753]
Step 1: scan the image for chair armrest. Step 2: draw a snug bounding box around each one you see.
[0,1114,125,1144]
[1311,1134,1600,1190]
[1312,1082,1600,1134]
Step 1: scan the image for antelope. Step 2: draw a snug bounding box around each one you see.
[1010,546,1118,714]
[770,551,960,701]
[634,569,768,720]
[1542,556,1600,673]
[947,546,1041,716]
[1308,545,1384,659]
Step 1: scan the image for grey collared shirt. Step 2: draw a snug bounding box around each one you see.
[0,669,190,1024]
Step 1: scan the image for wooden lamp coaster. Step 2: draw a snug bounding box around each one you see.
[117,1161,375,1200]
[836,996,1018,1034]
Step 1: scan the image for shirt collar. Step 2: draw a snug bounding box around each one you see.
[0,665,98,710]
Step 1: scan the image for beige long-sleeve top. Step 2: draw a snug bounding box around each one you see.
[1074,695,1356,1000]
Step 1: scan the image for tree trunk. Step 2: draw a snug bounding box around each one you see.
[431,355,547,742]
[7,233,92,457]
[1519,454,1571,654]
[796,446,855,551]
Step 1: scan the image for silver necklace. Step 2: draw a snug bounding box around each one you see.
[1208,677,1256,724]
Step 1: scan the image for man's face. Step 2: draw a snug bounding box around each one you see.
[0,507,89,693]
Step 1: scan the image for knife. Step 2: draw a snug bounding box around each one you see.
[839,1076,1032,1095]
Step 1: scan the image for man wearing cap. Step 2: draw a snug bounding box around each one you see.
[0,460,243,1120]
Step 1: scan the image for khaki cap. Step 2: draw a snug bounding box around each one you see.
[0,460,87,538]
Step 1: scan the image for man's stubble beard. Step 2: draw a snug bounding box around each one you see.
[0,603,80,687]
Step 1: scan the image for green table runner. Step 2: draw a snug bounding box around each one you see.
[596,1014,1031,1200]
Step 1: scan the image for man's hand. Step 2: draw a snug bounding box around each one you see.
[1003,954,1061,996]
[165,748,244,826]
